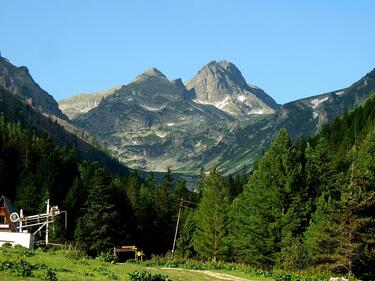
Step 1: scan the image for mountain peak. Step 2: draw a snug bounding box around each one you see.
[133,67,168,83]
[186,60,277,116]
[217,59,234,68]
[143,67,167,78]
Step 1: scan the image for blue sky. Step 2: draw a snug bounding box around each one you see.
[1,0,374,104]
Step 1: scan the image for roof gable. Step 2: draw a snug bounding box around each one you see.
[0,195,14,214]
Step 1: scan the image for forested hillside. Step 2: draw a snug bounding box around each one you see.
[175,96,375,280]
[0,112,203,256]
[0,85,129,175]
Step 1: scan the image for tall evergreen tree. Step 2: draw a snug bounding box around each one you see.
[176,210,196,258]
[229,129,302,266]
[193,168,230,261]
[305,130,375,280]
[74,164,119,256]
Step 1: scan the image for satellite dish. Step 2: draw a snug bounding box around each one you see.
[10,212,20,223]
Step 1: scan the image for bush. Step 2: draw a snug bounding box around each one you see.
[1,242,12,248]
[12,259,33,277]
[128,271,171,281]
[0,260,14,271]
[43,268,58,281]
[94,266,118,280]
[64,249,87,261]
[20,248,35,257]
[96,251,116,263]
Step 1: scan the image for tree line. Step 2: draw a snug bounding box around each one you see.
[1,96,375,280]
[175,97,375,280]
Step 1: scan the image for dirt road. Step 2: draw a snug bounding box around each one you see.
[163,267,252,281]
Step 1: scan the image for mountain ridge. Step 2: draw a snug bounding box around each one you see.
[66,61,375,174]
[0,56,69,121]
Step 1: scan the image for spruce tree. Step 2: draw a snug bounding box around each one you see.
[176,210,196,258]
[229,129,301,266]
[74,164,119,256]
[305,130,375,280]
[193,168,230,261]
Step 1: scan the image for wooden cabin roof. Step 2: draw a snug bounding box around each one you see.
[0,195,17,232]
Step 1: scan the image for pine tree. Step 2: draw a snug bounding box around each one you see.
[164,168,173,189]
[229,129,301,266]
[74,164,119,256]
[176,210,196,258]
[193,168,230,261]
[304,130,375,280]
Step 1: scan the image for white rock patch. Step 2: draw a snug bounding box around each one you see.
[140,104,166,112]
[247,109,267,115]
[237,95,247,102]
[193,97,230,110]
[310,97,329,109]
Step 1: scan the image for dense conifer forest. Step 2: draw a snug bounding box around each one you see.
[1,96,375,280]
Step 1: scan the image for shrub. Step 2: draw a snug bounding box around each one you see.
[96,251,116,263]
[128,271,172,281]
[12,259,33,277]
[20,248,35,257]
[0,260,14,271]
[43,268,58,281]
[64,249,87,261]
[1,242,12,248]
[94,266,119,280]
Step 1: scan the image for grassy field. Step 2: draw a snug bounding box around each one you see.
[0,246,274,281]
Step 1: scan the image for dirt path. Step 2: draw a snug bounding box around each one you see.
[199,270,253,281]
[162,268,252,281]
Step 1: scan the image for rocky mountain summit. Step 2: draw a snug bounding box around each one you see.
[59,86,121,119]
[73,67,233,171]
[186,60,279,116]
[58,60,375,174]
[0,55,68,121]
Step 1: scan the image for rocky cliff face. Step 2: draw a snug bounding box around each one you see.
[198,68,375,175]
[0,56,69,121]
[186,60,279,116]
[73,68,234,171]
[61,59,375,175]
[58,86,121,119]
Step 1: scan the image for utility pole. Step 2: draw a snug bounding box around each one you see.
[171,198,183,256]
[171,198,198,256]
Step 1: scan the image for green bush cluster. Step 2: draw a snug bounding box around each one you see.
[94,266,119,280]
[0,257,62,280]
[43,268,58,281]
[127,270,171,281]
[0,259,33,277]
[96,251,116,263]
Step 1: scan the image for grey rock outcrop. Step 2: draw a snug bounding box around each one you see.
[186,60,279,116]
[0,56,69,121]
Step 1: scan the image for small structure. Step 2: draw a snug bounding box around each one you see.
[114,245,144,261]
[0,196,66,249]
[0,195,34,248]
[0,196,17,232]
